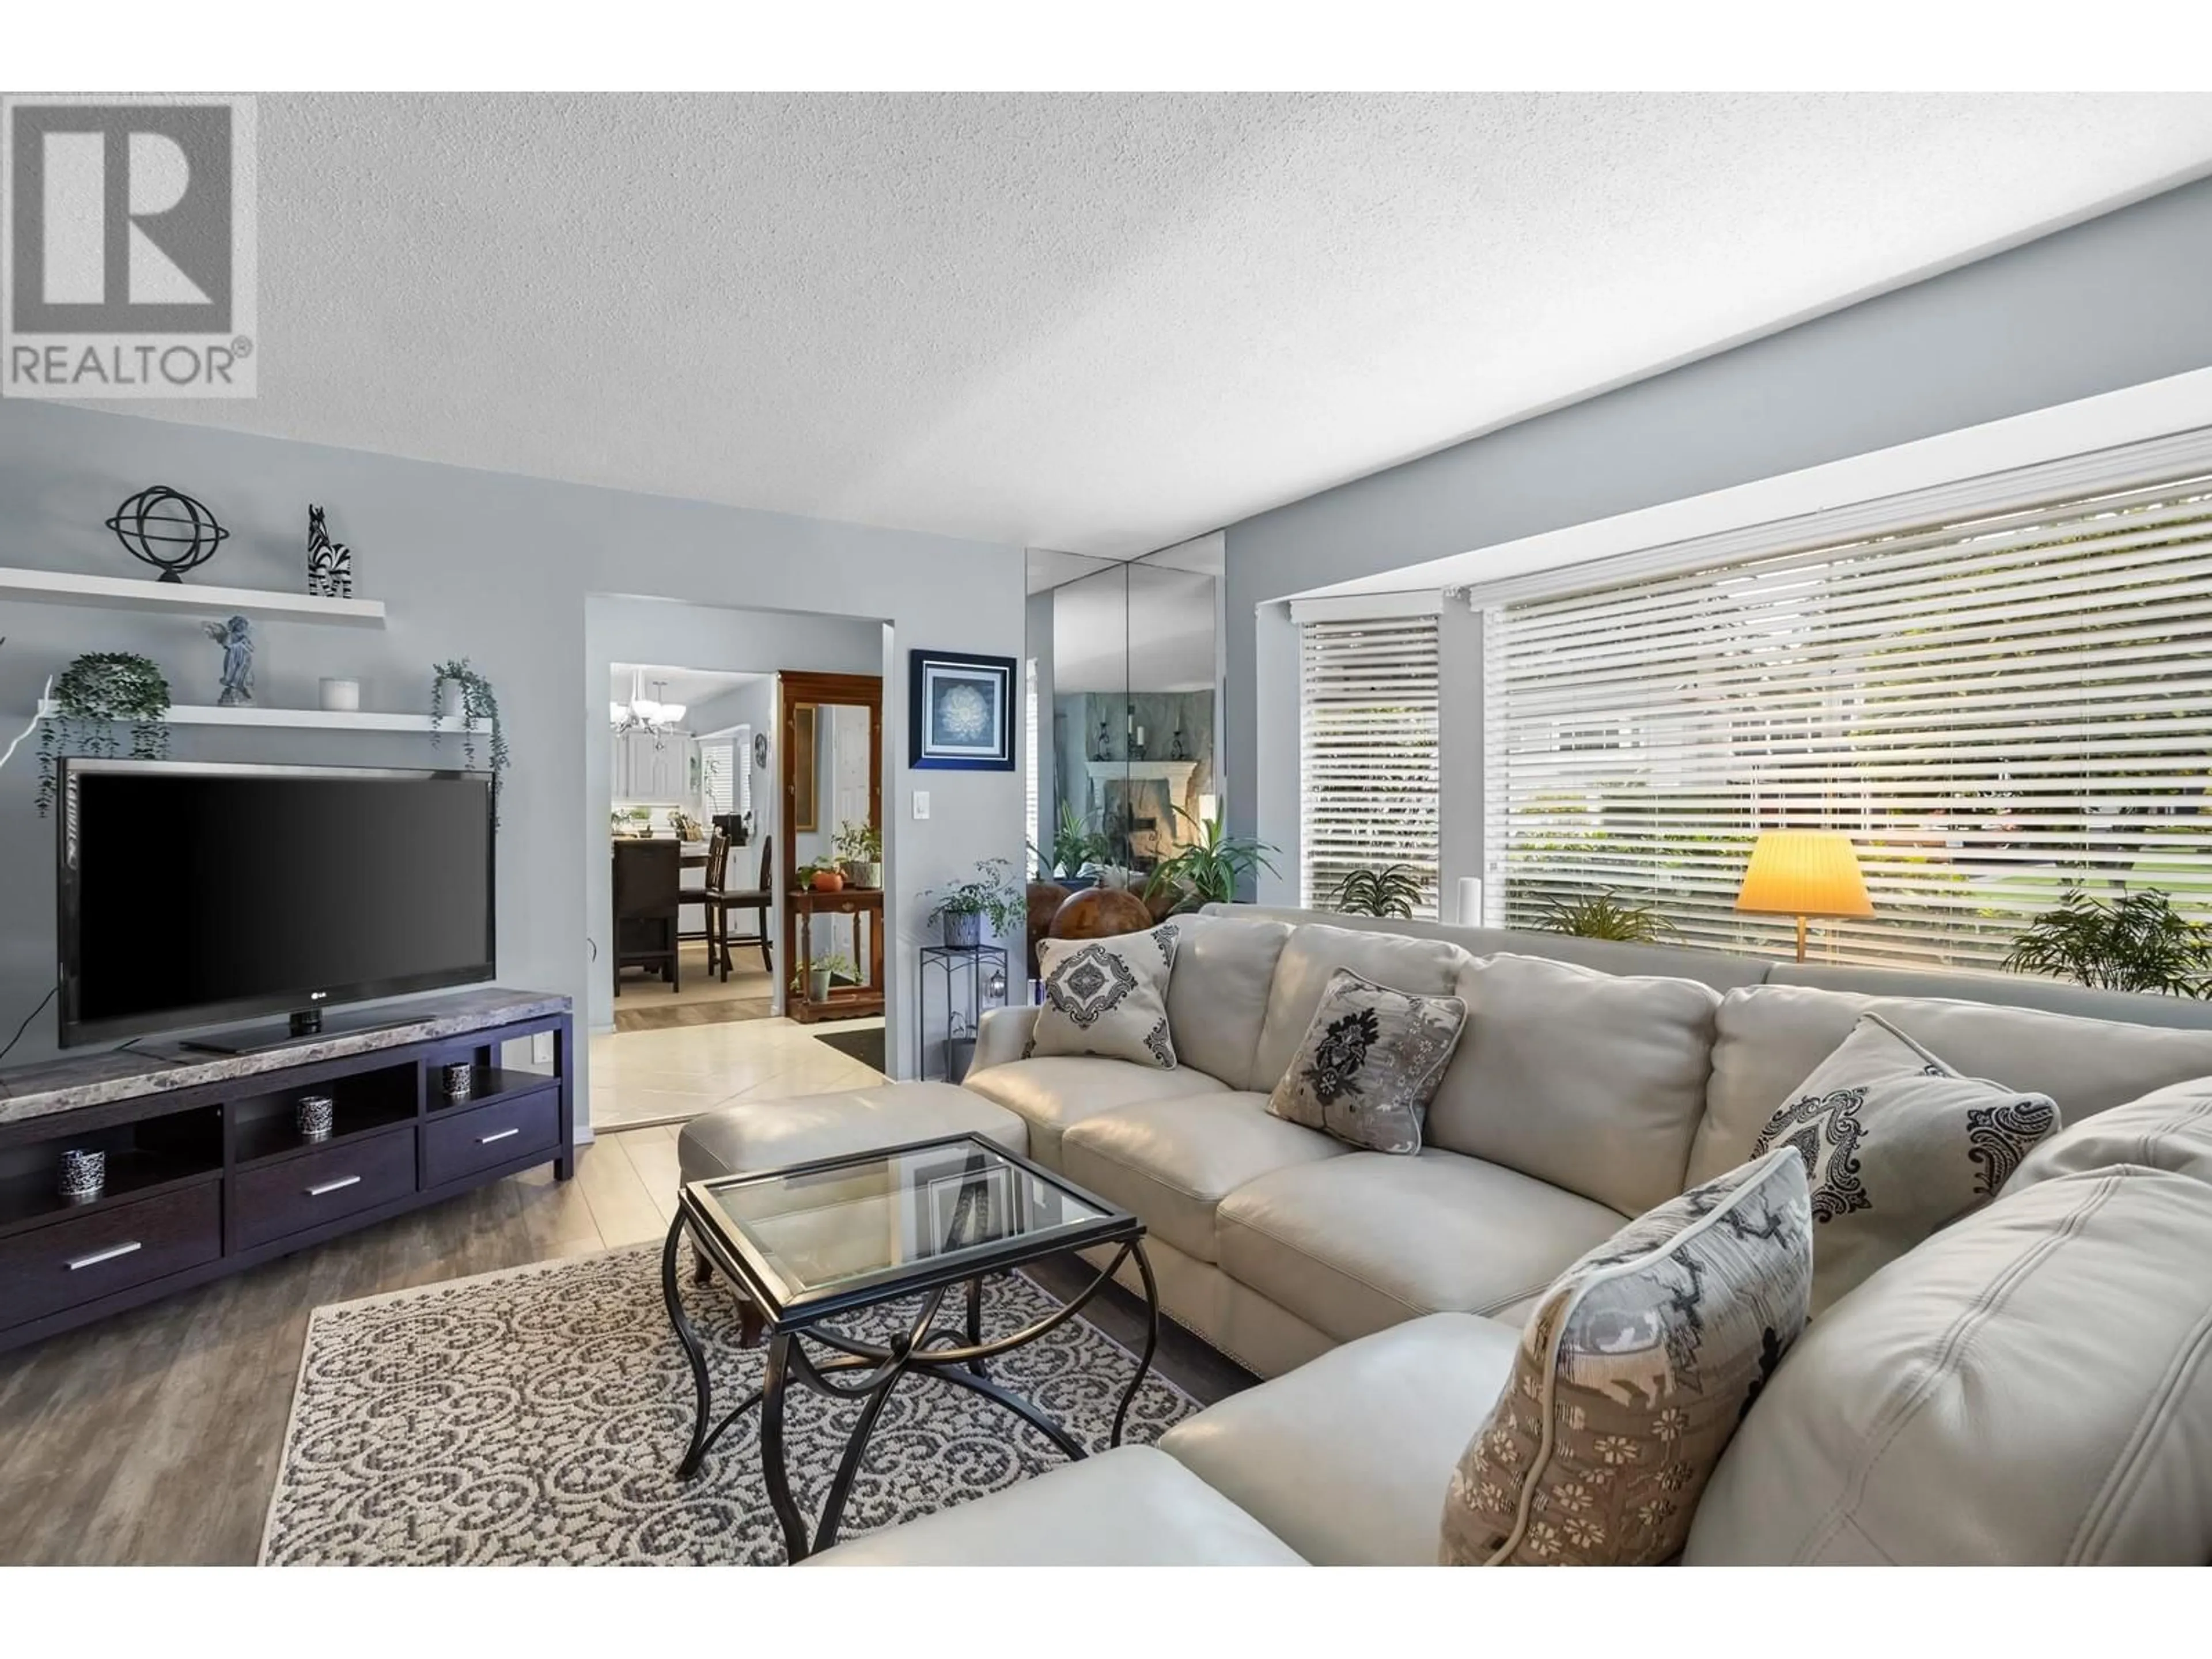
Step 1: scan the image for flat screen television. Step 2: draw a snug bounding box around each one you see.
[58,759,496,1048]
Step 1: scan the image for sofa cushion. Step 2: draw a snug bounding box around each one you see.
[1160,1312,1521,1566]
[1427,953,1719,1214]
[2002,1078,2212,1195]
[1061,1092,1346,1262]
[964,1058,1229,1166]
[800,1445,1306,1566]
[1756,1013,2059,1317]
[1266,968,1467,1154]
[1685,1164,2212,1565]
[1249,922,1471,1094]
[676,1082,1026,1184]
[1029,925,1181,1069]
[1216,1149,1627,1340]
[1444,1147,1813,1566]
[1162,914,1295,1092]
[1690,983,2212,1185]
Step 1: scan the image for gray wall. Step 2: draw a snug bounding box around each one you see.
[1226,174,2212,860]
[0,401,1027,1130]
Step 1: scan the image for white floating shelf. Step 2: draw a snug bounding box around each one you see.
[0,566,385,628]
[39,700,440,732]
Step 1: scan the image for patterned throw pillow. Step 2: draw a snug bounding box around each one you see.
[1027,924,1181,1069]
[1441,1147,1813,1566]
[1266,968,1468,1154]
[1753,1012,2060,1317]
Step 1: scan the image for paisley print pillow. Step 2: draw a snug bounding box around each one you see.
[1753,1012,2059,1317]
[1266,967,1468,1153]
[1027,924,1182,1070]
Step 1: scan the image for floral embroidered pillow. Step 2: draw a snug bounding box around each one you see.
[1441,1147,1813,1566]
[1753,1011,2060,1317]
[1027,924,1181,1070]
[1266,967,1467,1154]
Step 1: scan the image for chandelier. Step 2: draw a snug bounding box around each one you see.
[611,671,687,734]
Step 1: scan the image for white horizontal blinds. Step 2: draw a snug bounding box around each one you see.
[702,737,737,817]
[1300,613,1442,916]
[1487,472,2212,971]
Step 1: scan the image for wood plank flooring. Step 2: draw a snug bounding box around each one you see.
[0,1129,1249,1565]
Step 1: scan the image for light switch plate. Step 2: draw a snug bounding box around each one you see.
[531,1032,553,1064]
[912,790,930,820]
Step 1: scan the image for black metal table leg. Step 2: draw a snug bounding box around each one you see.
[663,1213,717,1479]
[760,1333,812,1562]
[965,1275,986,1375]
[1109,1240,1161,1448]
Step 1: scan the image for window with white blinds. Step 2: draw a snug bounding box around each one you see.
[1300,613,1441,915]
[702,736,738,817]
[1483,474,2212,971]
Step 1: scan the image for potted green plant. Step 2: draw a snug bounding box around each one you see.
[1534,889,1681,943]
[928,856,1026,948]
[1143,809,1279,914]
[835,820,884,889]
[1029,801,1111,890]
[429,658,509,825]
[793,949,858,1006]
[1330,863,1425,919]
[2002,884,2212,996]
[38,651,172,817]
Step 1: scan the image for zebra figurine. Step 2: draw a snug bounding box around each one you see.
[306,504,354,599]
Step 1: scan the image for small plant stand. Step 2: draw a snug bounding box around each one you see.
[916,943,1008,1081]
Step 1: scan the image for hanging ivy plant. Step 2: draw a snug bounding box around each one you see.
[38,652,172,816]
[429,658,509,823]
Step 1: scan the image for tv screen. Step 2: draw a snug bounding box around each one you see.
[59,760,496,1046]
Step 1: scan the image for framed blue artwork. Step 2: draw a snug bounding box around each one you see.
[909,649,1016,771]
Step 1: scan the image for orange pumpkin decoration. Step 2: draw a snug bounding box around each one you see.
[810,869,845,893]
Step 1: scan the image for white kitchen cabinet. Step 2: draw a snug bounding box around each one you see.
[611,729,699,805]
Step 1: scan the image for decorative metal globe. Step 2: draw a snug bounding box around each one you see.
[105,486,229,583]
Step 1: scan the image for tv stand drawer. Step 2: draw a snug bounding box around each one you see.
[234,1126,415,1251]
[0,1183,222,1331]
[422,1086,560,1188]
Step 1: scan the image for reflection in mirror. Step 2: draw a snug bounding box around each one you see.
[793,702,873,874]
[1048,560,1130,877]
[1121,559,1219,872]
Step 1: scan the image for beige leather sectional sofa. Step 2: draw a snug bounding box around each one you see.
[808,906,2212,1565]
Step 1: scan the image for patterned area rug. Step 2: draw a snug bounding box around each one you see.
[259,1244,1193,1565]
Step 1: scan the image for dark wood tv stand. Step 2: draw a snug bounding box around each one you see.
[0,988,572,1356]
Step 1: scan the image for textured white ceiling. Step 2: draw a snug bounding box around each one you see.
[100,92,2212,557]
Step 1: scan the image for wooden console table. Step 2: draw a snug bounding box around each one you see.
[786,887,885,1024]
[0,988,573,1356]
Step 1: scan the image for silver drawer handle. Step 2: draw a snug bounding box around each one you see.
[67,1241,143,1271]
[306,1175,362,1197]
[478,1127,521,1145]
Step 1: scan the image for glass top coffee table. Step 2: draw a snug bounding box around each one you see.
[660,1131,1160,1562]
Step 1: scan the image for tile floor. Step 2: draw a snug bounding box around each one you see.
[589,1013,886,1132]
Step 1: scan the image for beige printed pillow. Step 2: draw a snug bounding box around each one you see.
[1027,923,1181,1069]
[1753,1012,2059,1316]
[1266,968,1468,1154]
[1441,1147,1813,1566]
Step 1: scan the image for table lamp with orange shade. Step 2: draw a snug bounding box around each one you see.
[1734,830,1873,963]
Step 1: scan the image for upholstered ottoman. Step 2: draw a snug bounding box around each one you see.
[674,1081,1027,1188]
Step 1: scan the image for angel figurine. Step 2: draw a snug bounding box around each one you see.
[204,613,255,706]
